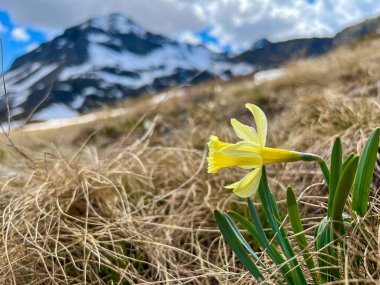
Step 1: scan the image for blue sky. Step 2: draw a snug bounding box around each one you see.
[1,0,380,71]
[0,10,46,70]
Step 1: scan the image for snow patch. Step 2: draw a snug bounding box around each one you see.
[11,90,30,106]
[6,62,42,86]
[71,96,85,109]
[59,64,92,80]
[211,62,255,78]
[90,14,146,36]
[10,106,24,116]
[58,84,73,92]
[82,87,98,96]
[96,71,142,87]
[254,69,284,83]
[87,33,112,44]
[8,64,58,93]
[33,103,79,120]
[88,43,215,71]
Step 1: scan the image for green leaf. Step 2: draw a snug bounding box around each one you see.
[316,155,359,282]
[228,211,286,268]
[328,137,342,217]
[227,211,262,246]
[318,159,330,185]
[224,214,266,267]
[314,218,339,282]
[352,128,380,217]
[247,199,295,284]
[342,153,355,172]
[229,210,288,265]
[332,155,359,233]
[214,210,265,282]
[257,168,308,285]
[286,186,318,285]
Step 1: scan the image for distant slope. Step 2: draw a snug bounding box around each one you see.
[232,37,333,69]
[232,15,380,69]
[333,15,380,46]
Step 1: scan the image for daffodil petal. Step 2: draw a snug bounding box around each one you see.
[220,141,262,158]
[230,167,262,198]
[208,135,231,151]
[224,181,240,189]
[208,151,262,172]
[240,166,255,169]
[208,138,261,173]
[245,103,267,147]
[231,118,260,143]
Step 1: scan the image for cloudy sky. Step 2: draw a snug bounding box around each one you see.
[1,0,380,70]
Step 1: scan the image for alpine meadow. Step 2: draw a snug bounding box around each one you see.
[1,7,380,285]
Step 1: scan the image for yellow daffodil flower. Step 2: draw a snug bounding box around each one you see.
[208,103,321,197]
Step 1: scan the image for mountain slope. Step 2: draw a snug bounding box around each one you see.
[2,14,252,123]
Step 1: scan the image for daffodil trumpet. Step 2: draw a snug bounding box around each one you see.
[207,103,322,197]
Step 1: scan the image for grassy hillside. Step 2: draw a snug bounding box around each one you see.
[0,35,379,284]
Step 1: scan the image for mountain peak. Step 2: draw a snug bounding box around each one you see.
[85,13,146,36]
[251,38,271,50]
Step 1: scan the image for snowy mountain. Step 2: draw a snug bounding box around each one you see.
[2,14,253,123]
[3,13,380,123]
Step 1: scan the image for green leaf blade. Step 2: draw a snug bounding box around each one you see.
[314,218,339,282]
[224,214,266,267]
[286,186,318,284]
[257,168,308,285]
[352,128,380,217]
[214,210,265,282]
[247,198,295,284]
[328,136,342,217]
[332,155,359,225]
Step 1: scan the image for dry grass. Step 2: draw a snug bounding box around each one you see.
[0,36,380,284]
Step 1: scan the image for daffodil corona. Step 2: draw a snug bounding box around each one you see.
[208,103,321,197]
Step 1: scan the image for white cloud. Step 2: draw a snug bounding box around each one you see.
[178,31,202,45]
[2,0,380,50]
[11,27,30,41]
